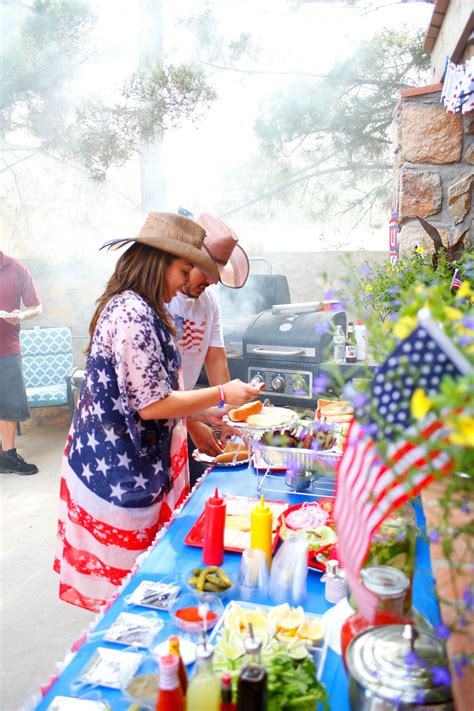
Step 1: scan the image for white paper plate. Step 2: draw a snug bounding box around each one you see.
[225,406,299,432]
[153,637,197,665]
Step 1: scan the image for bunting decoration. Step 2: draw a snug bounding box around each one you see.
[389,201,399,264]
[441,57,474,114]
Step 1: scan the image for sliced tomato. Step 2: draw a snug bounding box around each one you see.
[316,497,335,517]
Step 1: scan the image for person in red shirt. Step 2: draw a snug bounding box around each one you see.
[0,251,42,474]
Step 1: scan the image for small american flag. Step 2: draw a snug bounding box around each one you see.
[174,316,206,351]
[450,268,462,291]
[334,309,473,619]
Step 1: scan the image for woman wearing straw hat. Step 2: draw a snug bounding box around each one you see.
[54,212,263,612]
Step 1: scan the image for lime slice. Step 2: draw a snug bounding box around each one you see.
[218,634,245,660]
[287,643,309,661]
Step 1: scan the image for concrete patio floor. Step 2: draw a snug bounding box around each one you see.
[0,425,92,711]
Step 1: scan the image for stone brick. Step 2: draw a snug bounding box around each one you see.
[399,169,442,221]
[398,221,450,257]
[464,143,474,165]
[448,175,473,224]
[402,104,463,163]
[465,114,474,135]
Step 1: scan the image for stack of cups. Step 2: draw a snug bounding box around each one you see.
[269,534,308,606]
[236,548,270,602]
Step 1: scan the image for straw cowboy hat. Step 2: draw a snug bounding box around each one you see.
[195,213,249,289]
[100,212,220,283]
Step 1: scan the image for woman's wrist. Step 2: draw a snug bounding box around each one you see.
[216,384,225,408]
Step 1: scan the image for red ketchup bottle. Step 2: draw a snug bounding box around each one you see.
[202,487,226,566]
[156,654,185,711]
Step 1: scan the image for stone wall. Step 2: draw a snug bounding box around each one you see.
[394,86,473,256]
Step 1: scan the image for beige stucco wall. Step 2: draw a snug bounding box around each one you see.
[21,250,387,368]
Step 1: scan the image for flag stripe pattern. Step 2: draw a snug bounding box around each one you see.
[54,292,190,612]
[335,319,464,619]
[450,269,462,291]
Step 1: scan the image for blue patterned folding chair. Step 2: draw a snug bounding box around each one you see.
[18,326,79,432]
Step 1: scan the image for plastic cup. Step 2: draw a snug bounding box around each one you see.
[236,548,270,602]
[269,534,308,605]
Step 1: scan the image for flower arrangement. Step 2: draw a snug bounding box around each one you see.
[335,243,474,691]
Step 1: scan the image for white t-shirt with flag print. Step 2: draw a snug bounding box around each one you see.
[168,286,225,390]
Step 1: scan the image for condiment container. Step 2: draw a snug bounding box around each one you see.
[203,487,226,566]
[364,502,416,613]
[250,495,273,568]
[341,565,410,664]
[354,320,367,361]
[346,623,453,710]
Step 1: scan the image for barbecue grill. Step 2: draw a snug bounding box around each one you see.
[241,302,346,407]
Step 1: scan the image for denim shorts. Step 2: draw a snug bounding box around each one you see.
[0,355,30,421]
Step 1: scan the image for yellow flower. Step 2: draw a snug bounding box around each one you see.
[393,315,416,340]
[415,247,425,255]
[448,416,474,447]
[364,283,373,292]
[411,388,433,420]
[444,306,463,321]
[455,281,472,300]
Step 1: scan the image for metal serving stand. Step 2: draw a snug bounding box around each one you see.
[252,444,338,499]
[225,409,340,500]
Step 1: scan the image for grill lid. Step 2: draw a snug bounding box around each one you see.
[243,308,346,363]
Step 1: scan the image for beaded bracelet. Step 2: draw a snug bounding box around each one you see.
[217,384,225,409]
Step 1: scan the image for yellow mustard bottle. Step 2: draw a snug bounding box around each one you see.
[250,495,273,568]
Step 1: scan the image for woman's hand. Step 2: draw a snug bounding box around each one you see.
[221,379,265,406]
[187,420,223,456]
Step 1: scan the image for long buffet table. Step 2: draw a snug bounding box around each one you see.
[35,464,440,710]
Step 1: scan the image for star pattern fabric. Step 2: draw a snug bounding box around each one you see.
[55,291,190,611]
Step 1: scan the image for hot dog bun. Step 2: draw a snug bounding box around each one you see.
[246,410,295,428]
[228,400,263,422]
[214,450,249,464]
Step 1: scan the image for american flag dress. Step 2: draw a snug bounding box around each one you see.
[54,291,190,612]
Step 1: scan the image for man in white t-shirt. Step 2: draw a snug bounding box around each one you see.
[168,213,250,481]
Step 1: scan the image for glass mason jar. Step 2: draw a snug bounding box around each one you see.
[341,566,411,666]
[364,501,416,613]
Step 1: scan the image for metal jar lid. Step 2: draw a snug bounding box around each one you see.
[346,624,453,706]
[360,565,410,598]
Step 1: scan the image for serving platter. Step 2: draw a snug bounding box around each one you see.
[184,494,289,553]
[209,600,329,681]
[279,500,340,572]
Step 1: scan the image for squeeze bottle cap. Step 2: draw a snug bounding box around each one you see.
[256,495,269,512]
[208,487,223,505]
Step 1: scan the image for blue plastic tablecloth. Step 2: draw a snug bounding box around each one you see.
[35,465,440,710]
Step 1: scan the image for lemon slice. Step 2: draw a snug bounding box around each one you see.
[224,605,243,634]
[267,603,290,625]
[277,605,305,633]
[296,618,325,643]
[241,608,268,633]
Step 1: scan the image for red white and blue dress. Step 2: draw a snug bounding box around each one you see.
[54,291,189,611]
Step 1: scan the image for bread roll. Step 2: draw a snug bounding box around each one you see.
[228,400,263,422]
[223,441,242,453]
[214,450,249,463]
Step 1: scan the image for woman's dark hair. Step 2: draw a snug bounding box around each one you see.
[87,243,175,353]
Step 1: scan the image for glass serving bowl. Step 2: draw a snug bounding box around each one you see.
[184,567,235,600]
[168,592,224,634]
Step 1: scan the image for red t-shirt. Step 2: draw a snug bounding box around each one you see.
[0,252,41,357]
